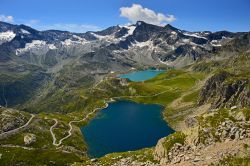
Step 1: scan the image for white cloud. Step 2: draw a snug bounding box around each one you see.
[0,15,14,23]
[120,4,176,25]
[35,23,101,33]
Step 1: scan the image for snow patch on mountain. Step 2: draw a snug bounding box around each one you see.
[171,31,177,35]
[124,25,136,36]
[48,44,57,49]
[72,35,85,41]
[183,32,207,40]
[91,32,121,43]
[210,40,222,47]
[20,29,30,34]
[130,40,157,50]
[182,39,190,43]
[91,32,108,40]
[159,58,174,66]
[211,43,222,47]
[61,36,89,46]
[16,40,57,56]
[0,31,16,45]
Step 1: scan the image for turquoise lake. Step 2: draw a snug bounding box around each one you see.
[81,100,174,158]
[119,70,164,82]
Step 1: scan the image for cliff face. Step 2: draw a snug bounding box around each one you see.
[198,71,250,109]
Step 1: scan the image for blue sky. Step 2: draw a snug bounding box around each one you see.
[0,0,249,32]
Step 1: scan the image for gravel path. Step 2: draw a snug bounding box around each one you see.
[50,119,58,146]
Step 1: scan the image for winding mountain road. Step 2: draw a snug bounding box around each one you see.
[50,103,108,146]
[50,119,58,146]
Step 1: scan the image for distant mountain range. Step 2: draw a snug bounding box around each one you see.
[0,21,247,68]
[0,20,249,109]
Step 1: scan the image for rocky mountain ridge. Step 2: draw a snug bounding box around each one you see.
[0,21,246,68]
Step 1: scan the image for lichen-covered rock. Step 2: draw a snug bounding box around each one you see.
[24,133,36,145]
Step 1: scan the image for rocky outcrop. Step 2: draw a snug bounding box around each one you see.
[153,106,250,166]
[184,117,198,128]
[154,137,168,165]
[154,132,187,165]
[154,138,204,165]
[0,108,27,133]
[199,120,250,146]
[215,120,249,141]
[154,137,250,166]
[24,133,36,145]
[198,71,250,108]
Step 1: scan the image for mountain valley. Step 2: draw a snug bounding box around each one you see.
[0,20,249,166]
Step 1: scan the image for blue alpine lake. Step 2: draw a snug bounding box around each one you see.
[119,70,165,82]
[81,100,174,158]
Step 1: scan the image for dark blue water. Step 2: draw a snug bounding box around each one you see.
[81,100,174,158]
[119,70,164,82]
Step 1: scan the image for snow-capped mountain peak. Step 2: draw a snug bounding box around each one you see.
[0,21,245,68]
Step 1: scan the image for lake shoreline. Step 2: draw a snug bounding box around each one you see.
[81,100,174,158]
[119,69,165,82]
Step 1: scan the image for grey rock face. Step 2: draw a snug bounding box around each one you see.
[198,71,250,109]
